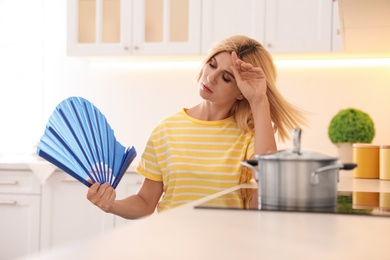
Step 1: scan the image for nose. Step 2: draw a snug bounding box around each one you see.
[207,71,217,85]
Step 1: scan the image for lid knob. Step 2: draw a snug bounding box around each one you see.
[292,128,302,155]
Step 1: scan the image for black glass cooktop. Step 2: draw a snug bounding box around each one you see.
[195,189,390,217]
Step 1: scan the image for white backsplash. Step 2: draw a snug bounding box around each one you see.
[1,0,389,160]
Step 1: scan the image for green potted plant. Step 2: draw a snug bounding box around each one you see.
[328,108,375,162]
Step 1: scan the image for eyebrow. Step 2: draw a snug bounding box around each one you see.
[211,57,236,80]
[224,70,235,81]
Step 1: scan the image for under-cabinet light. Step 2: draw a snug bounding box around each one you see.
[89,58,390,70]
[89,61,202,70]
[274,58,390,67]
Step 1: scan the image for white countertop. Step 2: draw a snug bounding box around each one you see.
[29,171,390,260]
[0,154,138,184]
[338,170,390,192]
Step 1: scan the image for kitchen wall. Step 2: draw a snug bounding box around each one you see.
[276,60,390,153]
[1,0,389,162]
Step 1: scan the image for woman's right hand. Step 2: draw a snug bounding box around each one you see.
[86,182,116,213]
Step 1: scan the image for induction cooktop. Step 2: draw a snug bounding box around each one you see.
[195,189,390,218]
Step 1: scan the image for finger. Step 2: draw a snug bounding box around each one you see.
[240,62,254,70]
[107,187,116,201]
[96,182,111,198]
[97,186,116,212]
[231,51,239,64]
[101,185,114,201]
[89,182,110,201]
[86,182,100,200]
[230,64,242,84]
[101,187,116,205]
[89,182,100,194]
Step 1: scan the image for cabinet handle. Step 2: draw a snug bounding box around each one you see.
[0,200,17,205]
[0,180,18,185]
[61,178,78,182]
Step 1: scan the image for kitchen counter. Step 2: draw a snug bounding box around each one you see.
[0,155,138,184]
[0,157,143,260]
[338,170,390,193]
[28,171,390,260]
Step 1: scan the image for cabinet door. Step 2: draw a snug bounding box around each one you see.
[0,194,40,260]
[114,173,144,228]
[68,0,201,55]
[332,1,342,51]
[132,0,201,54]
[265,0,333,53]
[40,172,115,250]
[201,0,266,54]
[67,0,133,55]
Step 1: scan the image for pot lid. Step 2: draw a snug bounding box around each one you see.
[258,149,337,161]
[257,129,337,161]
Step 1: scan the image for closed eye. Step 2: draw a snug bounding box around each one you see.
[223,73,232,82]
[223,70,235,82]
[208,57,235,83]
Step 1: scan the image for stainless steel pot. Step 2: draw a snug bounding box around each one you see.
[242,129,357,211]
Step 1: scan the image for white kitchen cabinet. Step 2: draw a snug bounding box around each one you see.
[332,0,342,52]
[68,0,340,56]
[132,0,201,55]
[201,0,266,54]
[0,163,143,257]
[202,0,340,54]
[264,0,335,53]
[0,170,41,260]
[40,171,115,250]
[67,0,131,55]
[67,0,201,55]
[40,170,143,250]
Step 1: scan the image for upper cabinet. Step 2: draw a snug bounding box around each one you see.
[264,0,339,53]
[132,0,201,54]
[201,0,266,54]
[67,0,201,55]
[201,0,340,54]
[67,0,127,55]
[67,0,340,56]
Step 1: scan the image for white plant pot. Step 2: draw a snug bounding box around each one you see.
[336,143,353,163]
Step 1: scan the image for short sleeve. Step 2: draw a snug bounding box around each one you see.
[135,136,163,182]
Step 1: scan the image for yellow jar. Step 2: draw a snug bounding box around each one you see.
[353,144,380,179]
[380,145,390,180]
[380,192,390,210]
[353,191,379,208]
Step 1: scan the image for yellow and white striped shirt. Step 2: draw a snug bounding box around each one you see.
[135,108,254,211]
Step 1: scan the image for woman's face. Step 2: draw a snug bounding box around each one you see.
[199,52,243,106]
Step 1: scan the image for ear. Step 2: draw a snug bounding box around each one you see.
[237,93,245,100]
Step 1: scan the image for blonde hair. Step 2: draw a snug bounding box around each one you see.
[196,35,306,142]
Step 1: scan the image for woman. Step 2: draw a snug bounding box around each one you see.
[87,35,305,219]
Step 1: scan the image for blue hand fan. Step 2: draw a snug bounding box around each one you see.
[36,96,137,189]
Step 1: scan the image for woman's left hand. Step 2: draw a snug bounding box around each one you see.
[230,51,267,103]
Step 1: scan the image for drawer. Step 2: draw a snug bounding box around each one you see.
[0,171,41,194]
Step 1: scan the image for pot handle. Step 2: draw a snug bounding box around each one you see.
[241,160,259,181]
[310,163,357,185]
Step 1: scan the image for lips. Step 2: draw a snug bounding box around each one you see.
[201,83,213,93]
